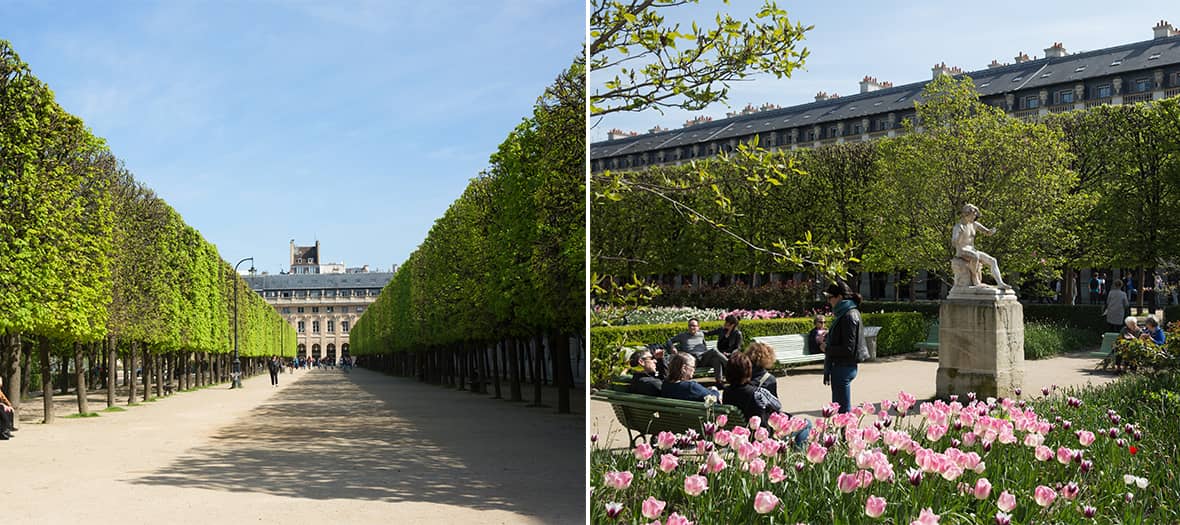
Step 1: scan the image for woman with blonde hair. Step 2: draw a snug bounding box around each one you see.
[660,353,717,402]
[744,341,777,397]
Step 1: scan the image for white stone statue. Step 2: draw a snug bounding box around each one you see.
[951,204,1011,290]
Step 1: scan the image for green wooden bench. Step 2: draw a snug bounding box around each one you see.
[1089,332,1119,359]
[915,322,939,357]
[754,334,825,367]
[592,387,743,446]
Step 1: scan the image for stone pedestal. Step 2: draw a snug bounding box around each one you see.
[936,288,1024,399]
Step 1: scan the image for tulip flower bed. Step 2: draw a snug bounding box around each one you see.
[591,372,1180,524]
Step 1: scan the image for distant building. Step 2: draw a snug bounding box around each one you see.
[591,21,1180,172]
[245,241,393,363]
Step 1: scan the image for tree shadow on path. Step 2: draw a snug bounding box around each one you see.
[129,369,584,522]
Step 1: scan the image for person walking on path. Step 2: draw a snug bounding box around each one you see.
[821,281,864,414]
[1104,280,1130,333]
[267,356,281,387]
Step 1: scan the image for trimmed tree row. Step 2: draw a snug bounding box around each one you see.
[350,66,584,414]
[0,40,296,422]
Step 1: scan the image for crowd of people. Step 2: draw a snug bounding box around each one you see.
[627,281,869,443]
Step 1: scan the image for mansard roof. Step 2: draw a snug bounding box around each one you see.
[591,33,1180,160]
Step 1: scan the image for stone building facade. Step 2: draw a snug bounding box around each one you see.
[244,242,393,363]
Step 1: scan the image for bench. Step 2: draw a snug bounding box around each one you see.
[753,334,825,367]
[592,387,743,446]
[915,322,939,357]
[1089,332,1119,359]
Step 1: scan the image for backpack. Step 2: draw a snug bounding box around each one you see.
[753,373,782,413]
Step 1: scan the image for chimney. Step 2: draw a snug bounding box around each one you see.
[987,59,1007,69]
[1044,42,1067,58]
[1014,51,1032,63]
[607,128,638,140]
[682,115,713,128]
[931,62,963,79]
[648,125,667,134]
[859,76,893,93]
[1154,20,1178,39]
[815,91,830,102]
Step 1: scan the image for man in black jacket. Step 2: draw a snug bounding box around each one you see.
[626,349,662,396]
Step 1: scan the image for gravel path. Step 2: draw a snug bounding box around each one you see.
[4,367,584,524]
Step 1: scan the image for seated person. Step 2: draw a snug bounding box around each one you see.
[660,353,718,402]
[626,349,662,396]
[744,342,778,398]
[807,315,827,355]
[705,314,744,358]
[1142,317,1166,345]
[665,318,730,387]
[721,353,810,448]
[0,376,14,440]
[1120,316,1141,340]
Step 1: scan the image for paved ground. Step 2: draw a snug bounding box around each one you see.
[4,368,584,524]
[591,350,1119,449]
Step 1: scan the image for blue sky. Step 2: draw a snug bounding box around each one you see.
[592,1,1178,141]
[3,0,583,274]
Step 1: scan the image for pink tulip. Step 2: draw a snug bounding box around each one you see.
[715,414,728,427]
[748,415,762,430]
[973,478,992,500]
[659,454,679,473]
[657,431,677,450]
[747,458,766,476]
[753,491,780,514]
[604,502,624,519]
[713,429,732,447]
[706,451,726,473]
[738,442,759,462]
[1034,485,1057,507]
[910,507,940,525]
[926,424,948,442]
[635,443,654,460]
[865,496,887,518]
[837,472,860,493]
[641,497,666,519]
[1034,445,1052,462]
[665,513,694,525]
[806,443,828,464]
[683,475,708,496]
[994,511,1011,525]
[604,471,633,490]
[1061,481,1079,500]
[769,466,788,483]
[997,490,1017,512]
[1056,447,1073,465]
[1082,505,1096,518]
[897,391,916,414]
[1077,430,1095,447]
[760,439,782,457]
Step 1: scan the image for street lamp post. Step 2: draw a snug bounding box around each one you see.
[232,257,254,389]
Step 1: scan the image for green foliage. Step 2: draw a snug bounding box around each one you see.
[867,75,1080,287]
[590,0,811,115]
[0,39,293,360]
[1024,322,1092,360]
[352,64,584,355]
[650,281,816,315]
[1022,304,1109,332]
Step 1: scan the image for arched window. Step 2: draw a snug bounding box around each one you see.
[341,343,350,357]
[326,343,336,362]
[311,344,321,359]
[297,344,306,357]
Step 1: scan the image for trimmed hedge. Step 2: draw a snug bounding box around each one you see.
[590,312,926,387]
[1022,304,1107,332]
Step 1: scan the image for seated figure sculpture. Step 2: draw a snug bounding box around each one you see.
[951,204,1011,290]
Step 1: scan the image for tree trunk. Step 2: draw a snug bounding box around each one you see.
[553,332,572,414]
[489,342,501,399]
[20,342,31,403]
[531,335,543,407]
[508,338,522,402]
[107,336,117,407]
[142,346,150,402]
[74,342,89,415]
[127,342,137,404]
[154,353,162,398]
[39,335,53,424]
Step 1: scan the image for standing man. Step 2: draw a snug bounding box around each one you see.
[663,318,730,387]
[267,355,281,387]
[0,376,14,440]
